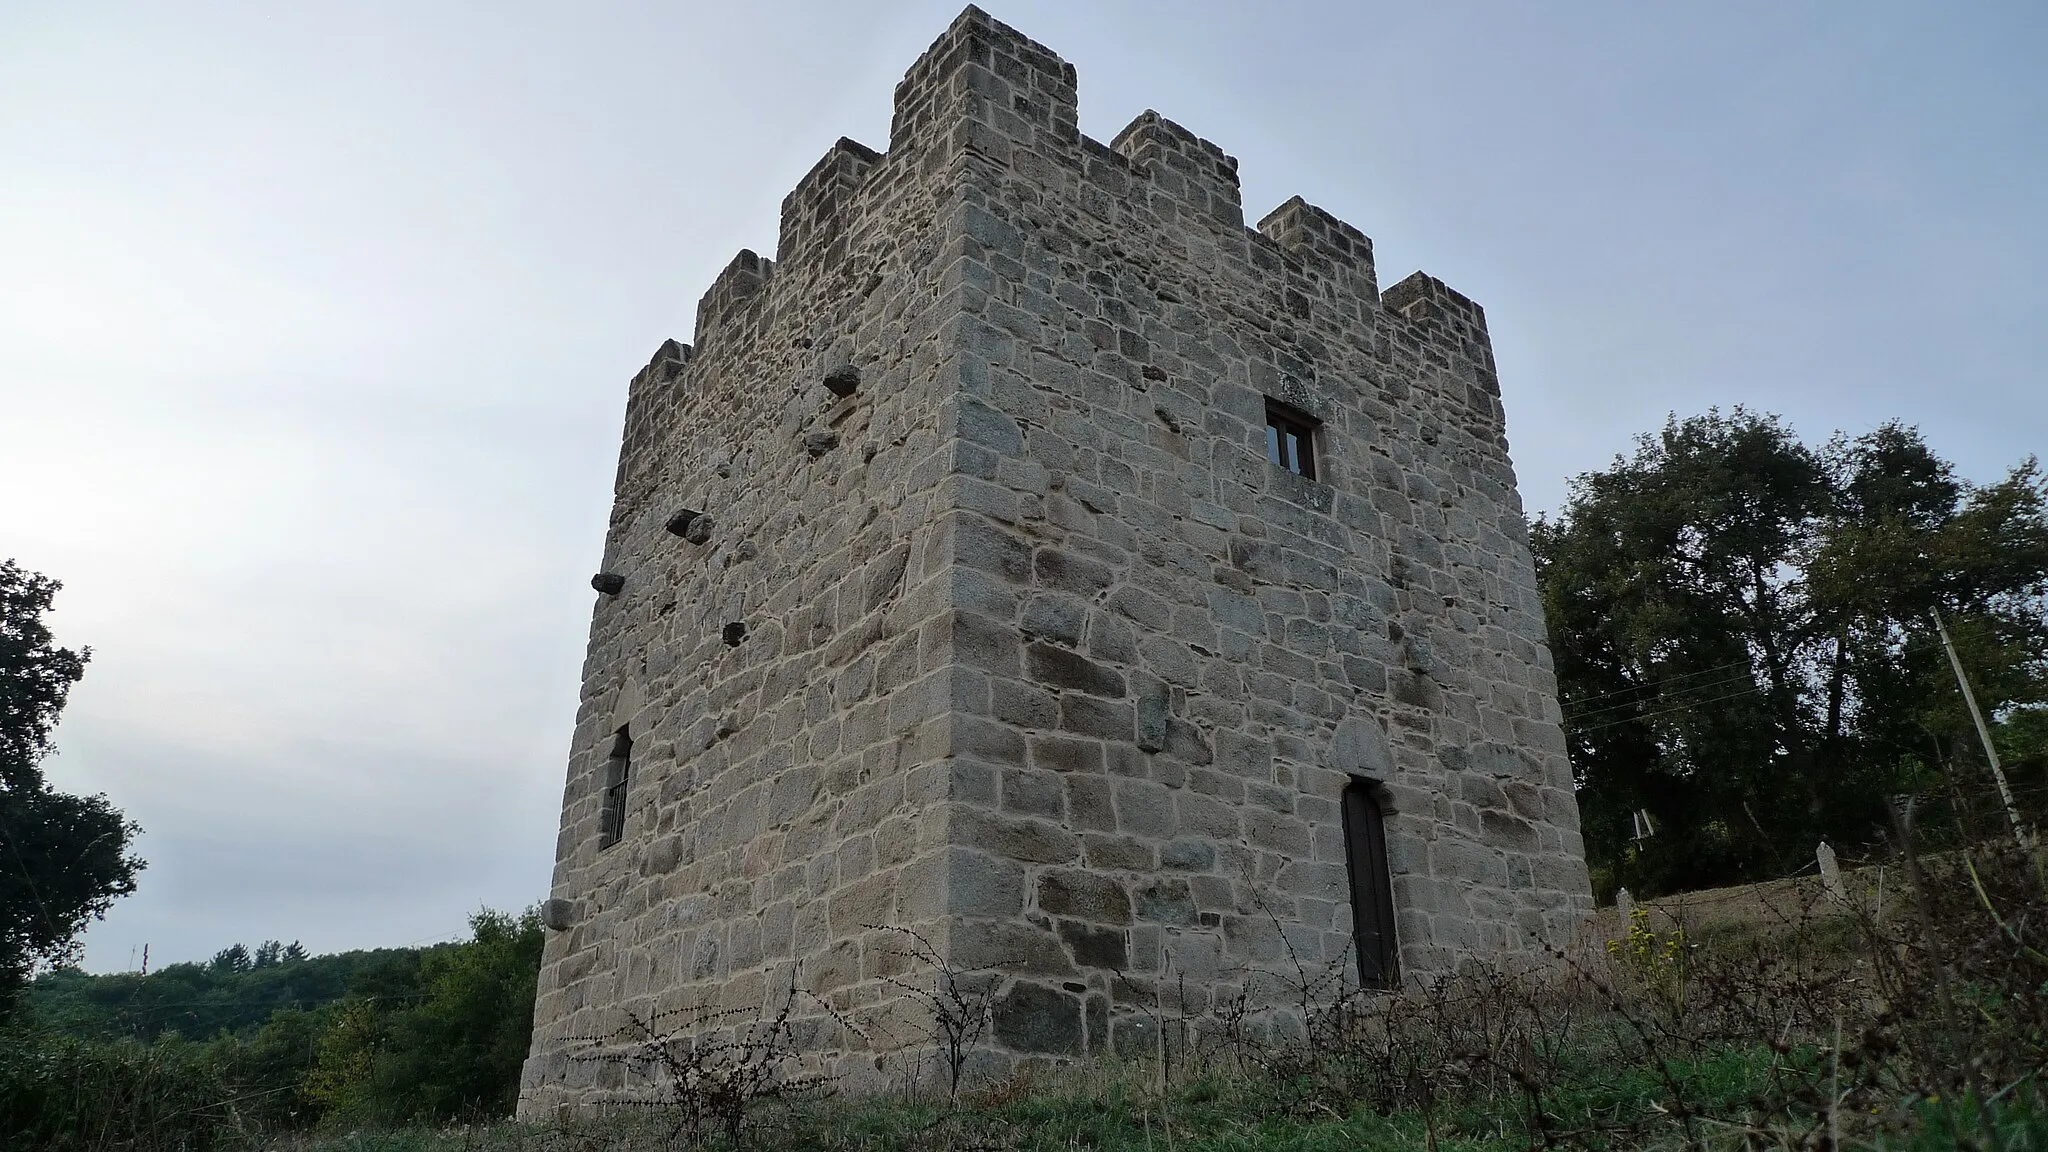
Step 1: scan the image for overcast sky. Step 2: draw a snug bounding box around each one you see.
[3,1,2042,971]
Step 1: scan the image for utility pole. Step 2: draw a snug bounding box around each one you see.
[1933,607,2030,847]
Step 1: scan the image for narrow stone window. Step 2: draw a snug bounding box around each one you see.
[1341,780,1398,988]
[597,727,632,850]
[1264,399,1318,480]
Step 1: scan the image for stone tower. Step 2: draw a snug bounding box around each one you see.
[519,6,1591,1114]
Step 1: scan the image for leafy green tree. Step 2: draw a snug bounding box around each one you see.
[0,560,143,1014]
[1998,706,2048,777]
[306,907,544,1125]
[385,907,545,1119]
[230,1005,328,1128]
[301,998,382,1118]
[1534,412,2048,896]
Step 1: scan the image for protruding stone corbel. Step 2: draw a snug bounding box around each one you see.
[542,898,575,931]
[804,431,839,458]
[665,508,702,538]
[590,573,625,596]
[666,513,714,545]
[822,364,860,398]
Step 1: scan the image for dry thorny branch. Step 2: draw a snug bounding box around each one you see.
[566,974,839,1143]
[864,923,998,1099]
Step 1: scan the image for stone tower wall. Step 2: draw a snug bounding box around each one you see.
[521,88,996,1106]
[910,15,1592,1059]
[521,6,1591,1115]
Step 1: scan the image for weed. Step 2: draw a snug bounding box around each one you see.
[863,923,997,1100]
[563,975,834,1143]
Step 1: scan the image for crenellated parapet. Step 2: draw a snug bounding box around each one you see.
[664,3,1497,426]
[616,338,691,492]
[631,337,691,389]
[1382,271,1504,432]
[1383,271,1490,344]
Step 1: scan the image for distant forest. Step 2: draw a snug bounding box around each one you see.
[2,910,543,1144]
[30,940,419,1044]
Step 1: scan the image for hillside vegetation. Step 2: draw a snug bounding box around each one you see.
[31,941,416,1044]
[2,909,543,1145]
[8,843,2046,1150]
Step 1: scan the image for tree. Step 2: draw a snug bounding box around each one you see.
[0,560,142,1012]
[1533,412,2048,896]
[377,907,545,1121]
[305,908,545,1124]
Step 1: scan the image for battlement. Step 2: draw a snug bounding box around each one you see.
[692,249,774,351]
[1383,271,1489,337]
[1383,271,1503,427]
[890,5,1078,165]
[631,338,691,389]
[1257,196,1379,303]
[779,137,884,266]
[1110,111,1243,228]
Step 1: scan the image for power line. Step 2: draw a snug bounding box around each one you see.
[1559,653,1768,710]
[1568,680,1765,737]
[1558,616,2000,715]
[1564,664,1772,725]
[1562,623,2004,735]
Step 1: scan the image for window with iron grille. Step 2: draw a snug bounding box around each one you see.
[598,727,632,850]
[1265,399,1318,480]
[1341,780,1398,988]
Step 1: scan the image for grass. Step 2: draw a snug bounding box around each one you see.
[254,1045,1902,1152]
[266,1068,2048,1152]
[265,1078,1506,1151]
[260,1071,2048,1152]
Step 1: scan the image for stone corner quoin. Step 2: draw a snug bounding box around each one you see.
[517,3,1593,1116]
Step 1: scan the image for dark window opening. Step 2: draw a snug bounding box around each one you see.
[598,727,632,850]
[1265,400,1318,480]
[1341,780,1398,989]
